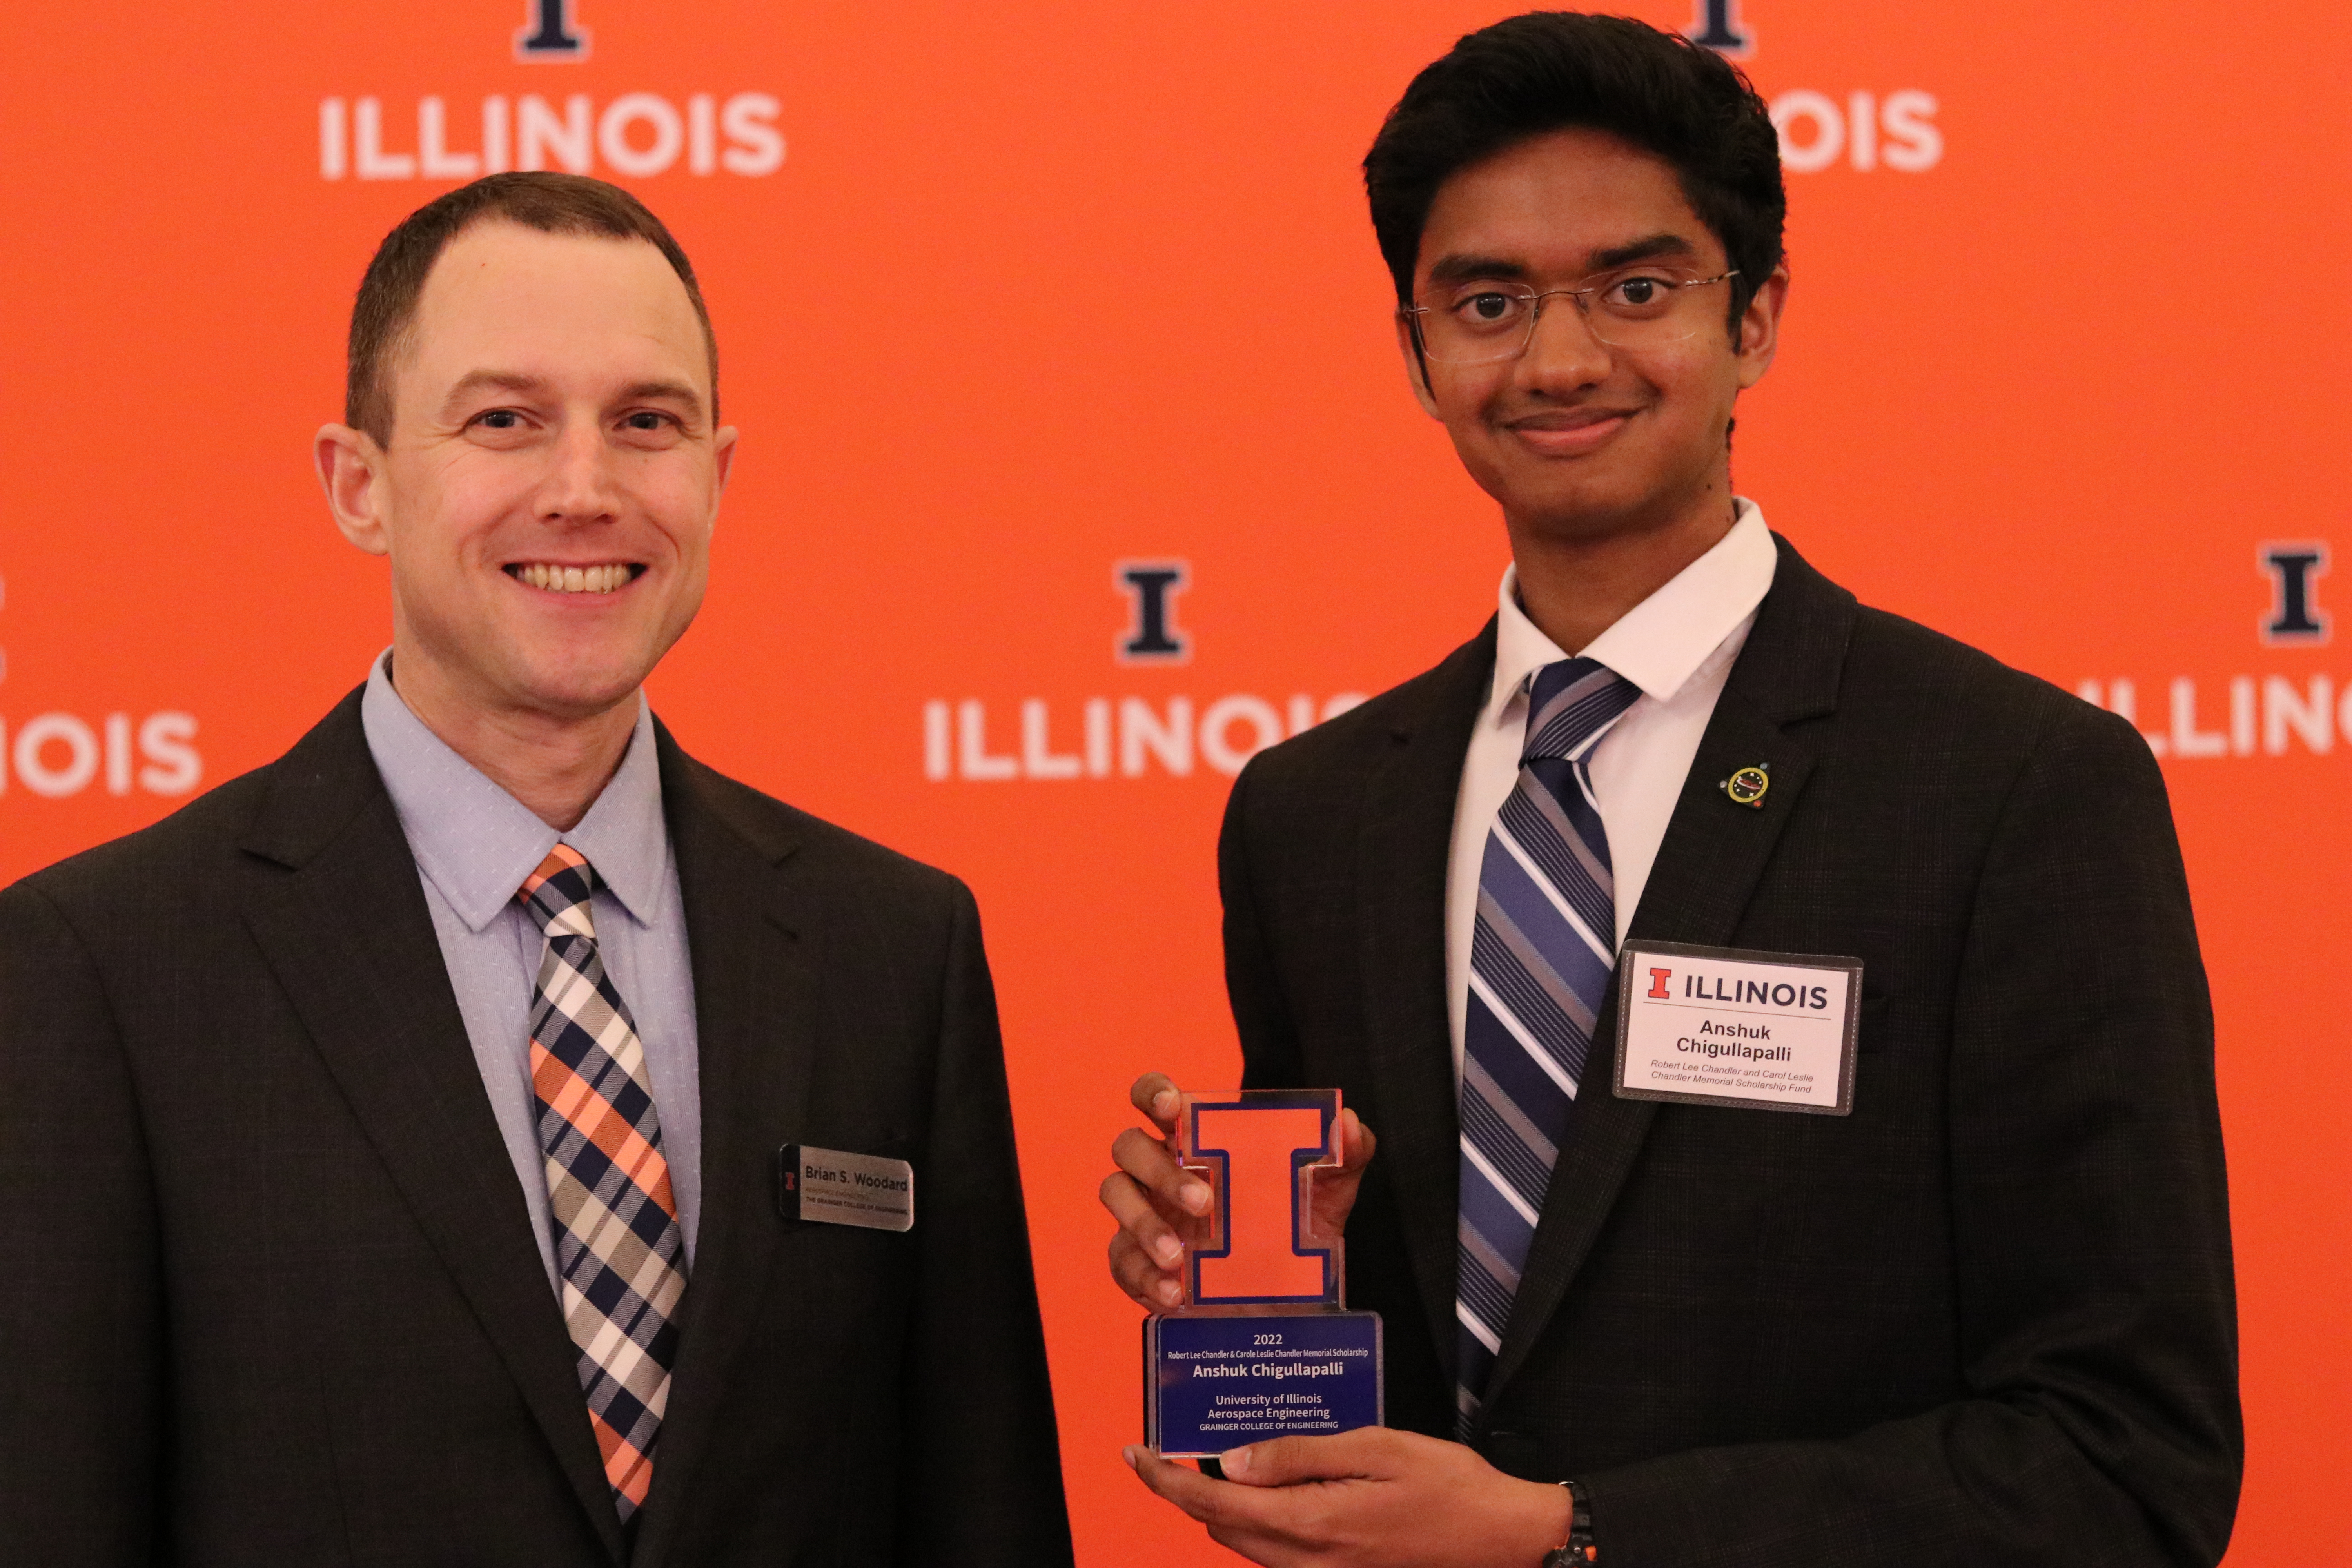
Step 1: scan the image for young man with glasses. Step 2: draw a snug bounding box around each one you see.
[1101,14,2239,1566]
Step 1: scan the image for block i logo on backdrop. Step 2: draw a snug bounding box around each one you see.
[1687,0,1754,55]
[2259,544,2329,646]
[2076,538,2350,761]
[922,561,1366,784]
[515,0,589,62]
[1116,561,1191,665]
[319,0,783,184]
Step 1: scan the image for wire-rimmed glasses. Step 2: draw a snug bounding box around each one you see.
[1404,266,1740,363]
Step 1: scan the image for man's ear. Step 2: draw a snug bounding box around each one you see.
[713,424,740,493]
[316,423,391,555]
[1734,262,1791,391]
[1394,313,1444,420]
[695,423,740,542]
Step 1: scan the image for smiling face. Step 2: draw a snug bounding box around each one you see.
[1399,127,1784,550]
[326,220,735,727]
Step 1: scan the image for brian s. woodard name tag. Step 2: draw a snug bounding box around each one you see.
[775,1143,915,1232]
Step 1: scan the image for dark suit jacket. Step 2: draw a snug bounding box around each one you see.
[1220,538,2239,1566]
[0,691,1073,1568]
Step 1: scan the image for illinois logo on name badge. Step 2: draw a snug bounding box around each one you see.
[1612,941,1862,1115]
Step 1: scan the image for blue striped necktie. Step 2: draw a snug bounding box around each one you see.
[1456,657,1640,1436]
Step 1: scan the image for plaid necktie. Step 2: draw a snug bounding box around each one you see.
[1455,658,1640,1436]
[519,845,689,1526]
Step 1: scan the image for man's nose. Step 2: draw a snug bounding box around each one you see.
[1514,292,1612,394]
[538,418,621,523]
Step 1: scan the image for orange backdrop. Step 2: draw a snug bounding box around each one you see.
[1,2,2343,1562]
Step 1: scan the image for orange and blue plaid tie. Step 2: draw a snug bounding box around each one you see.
[518,845,689,1527]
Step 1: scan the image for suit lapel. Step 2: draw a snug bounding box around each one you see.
[629,731,819,1568]
[237,694,629,1564]
[1481,539,1857,1408]
[1356,628,1495,1380]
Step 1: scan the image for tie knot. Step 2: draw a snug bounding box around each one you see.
[517,844,602,938]
[1522,657,1639,764]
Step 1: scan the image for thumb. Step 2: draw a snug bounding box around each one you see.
[1219,1429,1392,1487]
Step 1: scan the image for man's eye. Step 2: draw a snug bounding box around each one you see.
[1604,276,1673,310]
[622,412,672,431]
[1457,292,1524,325]
[476,410,523,430]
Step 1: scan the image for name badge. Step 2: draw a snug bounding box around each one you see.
[775,1143,915,1232]
[1612,941,1862,1116]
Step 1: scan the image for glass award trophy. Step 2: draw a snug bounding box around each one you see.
[1143,1089,1384,1457]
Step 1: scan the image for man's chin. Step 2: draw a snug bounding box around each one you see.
[493,655,656,726]
[1489,458,1732,546]
[1502,487,1693,547]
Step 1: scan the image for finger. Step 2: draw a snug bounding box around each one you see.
[1109,1230,1185,1309]
[1114,1125,1212,1218]
[1127,1448,1324,1568]
[1100,1168,1189,1272]
[1110,1125,1184,1194]
[1124,1449,1302,1549]
[1220,1427,1403,1487]
[1309,1115,1374,1239]
[1129,1072,1182,1134]
[1123,1445,1232,1524]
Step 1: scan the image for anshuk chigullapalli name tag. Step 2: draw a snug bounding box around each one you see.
[1143,1090,1383,1459]
[775,1143,914,1232]
[1613,941,1864,1115]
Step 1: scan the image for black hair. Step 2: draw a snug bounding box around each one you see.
[1363,11,1784,332]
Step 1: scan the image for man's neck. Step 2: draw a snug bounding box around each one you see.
[1506,487,1739,655]
[384,652,637,833]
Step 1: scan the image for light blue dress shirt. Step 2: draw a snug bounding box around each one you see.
[360,652,702,1289]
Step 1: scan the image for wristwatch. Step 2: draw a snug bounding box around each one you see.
[1541,1479,1597,1566]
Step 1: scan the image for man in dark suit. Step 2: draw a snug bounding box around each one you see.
[1102,15,2238,1566]
[0,172,1071,1566]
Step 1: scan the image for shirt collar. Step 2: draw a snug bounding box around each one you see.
[359,651,670,933]
[1488,497,1779,722]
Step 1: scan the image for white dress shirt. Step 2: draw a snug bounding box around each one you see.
[1444,500,1779,1074]
[360,652,703,1288]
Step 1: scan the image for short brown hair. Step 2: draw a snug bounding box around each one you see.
[344,171,717,445]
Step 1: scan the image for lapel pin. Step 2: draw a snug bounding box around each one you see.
[1720,763,1770,809]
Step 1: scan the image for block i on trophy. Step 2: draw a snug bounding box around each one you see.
[1143,1089,1384,1457]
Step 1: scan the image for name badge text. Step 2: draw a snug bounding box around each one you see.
[1612,942,1862,1116]
[776,1143,915,1232]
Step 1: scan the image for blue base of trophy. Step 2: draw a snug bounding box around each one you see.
[1144,1310,1383,1458]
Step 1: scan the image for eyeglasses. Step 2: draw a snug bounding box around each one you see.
[1403,267,1740,364]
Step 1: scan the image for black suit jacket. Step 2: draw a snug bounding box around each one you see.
[0,692,1073,1567]
[1220,539,2239,1566]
